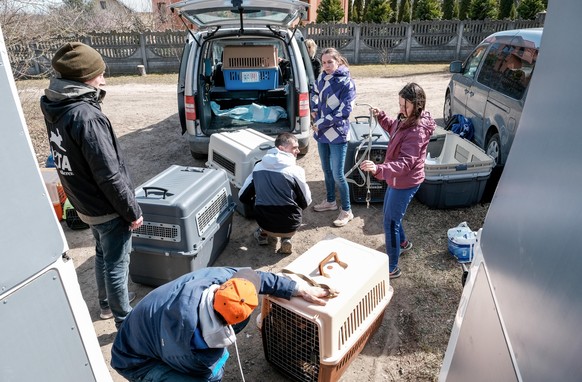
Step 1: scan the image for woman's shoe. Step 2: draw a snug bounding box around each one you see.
[389,267,401,279]
[333,209,353,227]
[313,200,338,212]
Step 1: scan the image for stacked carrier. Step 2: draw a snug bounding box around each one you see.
[344,116,389,204]
[417,132,494,209]
[223,45,279,91]
[261,237,393,381]
[206,128,275,217]
[129,165,235,287]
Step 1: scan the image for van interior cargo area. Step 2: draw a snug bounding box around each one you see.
[201,82,293,132]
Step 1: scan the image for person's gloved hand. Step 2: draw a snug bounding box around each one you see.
[295,283,338,306]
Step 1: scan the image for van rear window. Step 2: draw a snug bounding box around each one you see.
[477,42,538,100]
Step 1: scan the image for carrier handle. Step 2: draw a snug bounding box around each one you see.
[182,167,205,173]
[259,143,275,151]
[354,115,371,124]
[318,252,348,278]
[281,269,339,298]
[143,187,169,199]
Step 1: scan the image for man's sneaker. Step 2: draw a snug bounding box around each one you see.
[313,200,338,212]
[400,240,413,252]
[333,209,354,227]
[389,267,401,279]
[100,308,113,320]
[100,292,136,320]
[278,238,293,255]
[253,228,269,246]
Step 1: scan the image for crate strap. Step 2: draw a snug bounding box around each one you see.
[281,269,339,298]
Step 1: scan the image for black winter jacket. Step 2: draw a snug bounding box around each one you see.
[40,78,141,223]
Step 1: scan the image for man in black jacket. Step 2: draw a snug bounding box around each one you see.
[40,42,143,328]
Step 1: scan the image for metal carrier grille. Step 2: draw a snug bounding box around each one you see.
[339,280,386,347]
[133,222,181,242]
[263,302,321,382]
[196,188,229,236]
[212,152,236,176]
[350,147,387,203]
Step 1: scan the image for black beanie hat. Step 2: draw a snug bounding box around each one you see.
[52,42,106,82]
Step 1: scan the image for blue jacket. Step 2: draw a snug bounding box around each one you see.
[111,267,297,380]
[310,65,356,144]
[238,148,312,233]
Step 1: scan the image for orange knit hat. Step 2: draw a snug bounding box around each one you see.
[213,278,259,325]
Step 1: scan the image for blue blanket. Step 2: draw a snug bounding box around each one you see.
[211,101,287,123]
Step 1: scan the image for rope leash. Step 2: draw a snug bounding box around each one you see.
[344,104,380,208]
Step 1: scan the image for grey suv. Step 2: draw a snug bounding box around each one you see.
[171,0,314,159]
[443,28,542,167]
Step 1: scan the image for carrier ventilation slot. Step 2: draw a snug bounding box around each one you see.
[338,280,386,349]
[227,56,271,68]
[132,222,181,242]
[196,188,229,237]
[454,145,470,163]
[263,301,320,382]
[212,152,236,176]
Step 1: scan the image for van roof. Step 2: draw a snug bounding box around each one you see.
[483,28,543,49]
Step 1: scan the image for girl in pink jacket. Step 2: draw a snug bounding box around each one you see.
[360,83,435,278]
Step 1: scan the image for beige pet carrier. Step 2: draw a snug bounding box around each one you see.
[261,237,393,381]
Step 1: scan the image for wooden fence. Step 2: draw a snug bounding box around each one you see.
[10,19,544,78]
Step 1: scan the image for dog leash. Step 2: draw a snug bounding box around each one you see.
[282,252,348,298]
[344,104,380,208]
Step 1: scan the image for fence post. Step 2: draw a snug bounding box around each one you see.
[455,20,464,61]
[139,33,148,72]
[353,24,361,64]
[404,23,412,63]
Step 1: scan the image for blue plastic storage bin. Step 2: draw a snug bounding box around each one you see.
[223,68,278,90]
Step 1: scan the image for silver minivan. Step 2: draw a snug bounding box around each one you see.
[443,28,542,167]
[171,0,314,159]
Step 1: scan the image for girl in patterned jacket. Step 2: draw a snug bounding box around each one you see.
[310,47,357,227]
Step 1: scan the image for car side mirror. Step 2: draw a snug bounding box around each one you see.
[450,61,463,74]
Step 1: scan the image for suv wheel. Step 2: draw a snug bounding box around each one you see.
[443,92,452,124]
[486,133,501,167]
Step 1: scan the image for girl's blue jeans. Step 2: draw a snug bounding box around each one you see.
[317,141,351,211]
[383,185,419,272]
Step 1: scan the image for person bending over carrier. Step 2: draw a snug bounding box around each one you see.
[360,83,436,279]
[239,133,312,254]
[111,267,333,381]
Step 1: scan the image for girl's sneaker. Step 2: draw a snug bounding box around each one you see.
[313,200,338,212]
[400,240,413,252]
[333,209,354,227]
[389,267,401,279]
